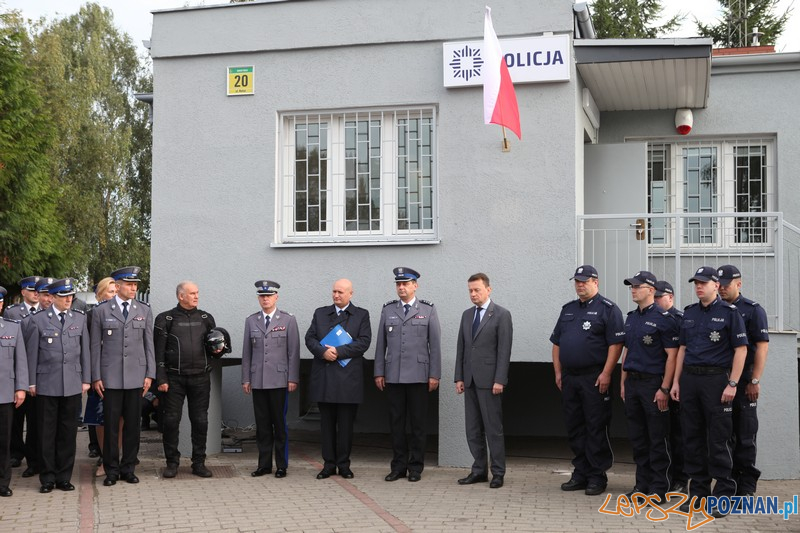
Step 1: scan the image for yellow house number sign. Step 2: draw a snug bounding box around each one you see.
[227,66,254,96]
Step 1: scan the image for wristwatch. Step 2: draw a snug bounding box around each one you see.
[728,380,738,388]
[751,378,760,385]
[659,387,670,395]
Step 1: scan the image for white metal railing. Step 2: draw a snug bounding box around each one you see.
[577,212,800,331]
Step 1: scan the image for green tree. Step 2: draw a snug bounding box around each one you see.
[0,12,69,290]
[696,0,791,47]
[27,3,153,289]
[591,0,683,39]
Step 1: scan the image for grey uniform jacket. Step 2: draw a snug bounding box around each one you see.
[454,301,513,389]
[90,299,156,389]
[0,318,28,403]
[241,309,300,389]
[3,303,35,322]
[25,309,90,397]
[374,299,442,384]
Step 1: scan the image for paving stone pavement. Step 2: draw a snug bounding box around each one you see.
[0,429,798,532]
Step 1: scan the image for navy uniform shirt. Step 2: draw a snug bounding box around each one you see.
[623,303,680,375]
[730,295,769,366]
[550,293,625,369]
[679,296,748,367]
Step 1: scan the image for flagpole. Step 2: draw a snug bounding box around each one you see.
[501,126,510,152]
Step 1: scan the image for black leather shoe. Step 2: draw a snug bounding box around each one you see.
[457,473,488,485]
[39,483,55,494]
[584,483,607,496]
[560,477,587,491]
[316,469,335,479]
[274,468,287,478]
[490,476,504,488]
[339,468,354,479]
[10,458,21,468]
[22,467,38,478]
[88,450,100,459]
[251,467,272,477]
[56,482,75,491]
[0,487,12,497]
[408,472,421,482]
[103,476,117,486]
[192,464,212,478]
[121,473,139,484]
[163,464,178,478]
[670,481,687,493]
[385,471,406,482]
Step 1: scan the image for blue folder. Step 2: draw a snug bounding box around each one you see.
[320,324,353,367]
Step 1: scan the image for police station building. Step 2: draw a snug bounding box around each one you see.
[148,0,800,478]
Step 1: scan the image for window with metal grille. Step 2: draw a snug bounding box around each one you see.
[646,138,775,248]
[277,108,437,245]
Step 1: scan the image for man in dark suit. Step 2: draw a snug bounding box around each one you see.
[25,279,91,493]
[242,280,300,479]
[0,286,29,498]
[454,273,513,489]
[305,279,371,479]
[90,266,155,487]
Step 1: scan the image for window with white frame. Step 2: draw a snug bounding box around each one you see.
[276,107,437,244]
[647,138,775,247]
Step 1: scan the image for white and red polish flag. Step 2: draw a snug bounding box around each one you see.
[483,6,521,139]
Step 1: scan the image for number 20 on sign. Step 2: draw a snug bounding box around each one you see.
[227,66,254,96]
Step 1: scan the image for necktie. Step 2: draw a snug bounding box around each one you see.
[122,301,129,319]
[472,306,482,337]
[404,304,410,316]
[264,314,271,330]
[29,307,36,315]
[59,312,65,326]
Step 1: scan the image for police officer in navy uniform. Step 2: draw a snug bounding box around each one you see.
[374,267,441,483]
[653,280,688,493]
[670,266,747,517]
[619,271,679,500]
[717,265,769,497]
[155,281,219,479]
[4,276,40,470]
[305,279,371,480]
[25,279,91,493]
[15,277,54,478]
[0,286,28,497]
[551,265,625,496]
[242,280,300,479]
[90,266,155,486]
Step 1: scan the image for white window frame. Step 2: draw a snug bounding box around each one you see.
[275,107,438,246]
[646,137,776,250]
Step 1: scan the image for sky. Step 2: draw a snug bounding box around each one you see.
[3,0,800,54]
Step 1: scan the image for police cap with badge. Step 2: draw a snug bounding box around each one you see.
[111,266,142,282]
[48,278,77,296]
[623,270,657,288]
[570,264,599,281]
[255,280,280,295]
[717,264,741,286]
[393,267,420,282]
[688,266,719,283]
[35,277,55,293]
[20,276,41,291]
[654,281,674,297]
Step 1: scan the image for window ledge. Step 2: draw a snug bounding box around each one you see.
[270,239,441,248]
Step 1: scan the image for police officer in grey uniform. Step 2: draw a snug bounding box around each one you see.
[242,281,300,479]
[25,279,90,493]
[5,276,40,471]
[0,286,28,497]
[90,266,155,486]
[374,267,441,482]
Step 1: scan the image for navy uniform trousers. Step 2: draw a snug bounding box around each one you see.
[252,388,289,471]
[732,367,760,494]
[385,382,429,475]
[0,403,13,488]
[624,374,671,495]
[680,371,736,498]
[36,394,81,485]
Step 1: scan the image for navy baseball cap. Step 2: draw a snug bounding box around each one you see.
[393,267,420,282]
[48,278,77,296]
[0,286,6,301]
[35,277,55,293]
[255,280,280,295]
[654,280,674,297]
[570,265,599,281]
[717,265,741,286]
[111,266,141,282]
[20,276,41,291]
[688,266,719,283]
[624,270,657,288]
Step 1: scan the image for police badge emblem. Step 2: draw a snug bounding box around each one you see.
[582,321,591,330]
[710,331,721,342]
[642,335,653,345]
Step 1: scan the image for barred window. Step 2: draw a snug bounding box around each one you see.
[277,107,437,245]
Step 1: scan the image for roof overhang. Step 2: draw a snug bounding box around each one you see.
[574,38,713,112]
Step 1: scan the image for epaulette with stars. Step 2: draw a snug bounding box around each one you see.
[419,299,434,306]
[95,299,111,307]
[383,299,399,307]
[3,317,20,324]
[601,299,614,307]
[71,309,85,315]
[137,299,150,307]
[279,310,294,317]
[660,310,670,317]
[249,311,261,318]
